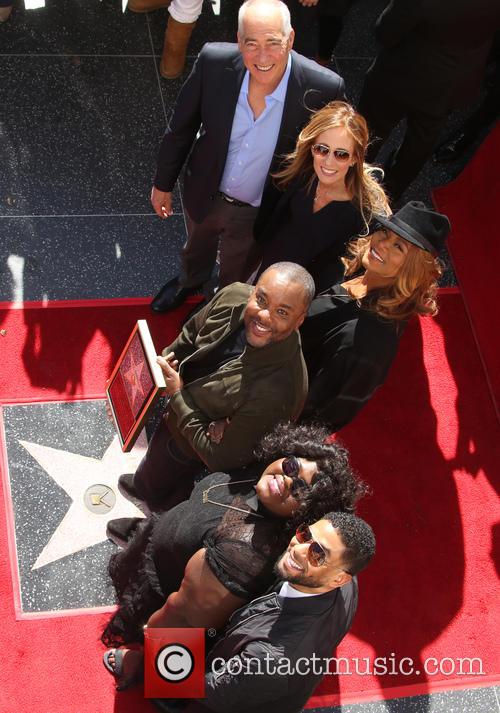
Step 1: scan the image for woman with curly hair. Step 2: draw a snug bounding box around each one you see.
[254,100,390,293]
[300,201,451,431]
[102,422,366,689]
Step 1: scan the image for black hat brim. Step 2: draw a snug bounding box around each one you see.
[373,214,436,254]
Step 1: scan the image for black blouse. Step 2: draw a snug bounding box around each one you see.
[257,179,365,293]
[300,283,404,431]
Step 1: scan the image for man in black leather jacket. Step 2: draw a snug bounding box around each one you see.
[154,511,375,713]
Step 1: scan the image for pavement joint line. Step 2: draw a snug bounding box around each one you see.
[0,212,184,218]
[145,12,169,124]
[493,685,500,712]
[0,53,157,58]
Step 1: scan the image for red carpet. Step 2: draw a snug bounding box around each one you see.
[0,297,196,404]
[0,294,499,711]
[309,289,500,705]
[433,121,500,420]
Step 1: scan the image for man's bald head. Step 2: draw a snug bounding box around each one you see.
[238,0,292,37]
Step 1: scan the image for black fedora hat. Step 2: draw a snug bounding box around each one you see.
[373,201,451,255]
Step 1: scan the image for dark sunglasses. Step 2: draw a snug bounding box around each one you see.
[295,523,328,566]
[311,143,351,162]
[281,456,310,496]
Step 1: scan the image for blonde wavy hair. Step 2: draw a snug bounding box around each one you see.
[342,235,443,322]
[273,101,390,233]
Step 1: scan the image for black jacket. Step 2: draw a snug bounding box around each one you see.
[300,289,403,431]
[161,580,358,713]
[154,43,345,237]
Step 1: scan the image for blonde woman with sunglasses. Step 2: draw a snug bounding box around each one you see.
[255,101,390,293]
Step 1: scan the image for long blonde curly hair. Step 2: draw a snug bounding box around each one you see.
[342,235,443,322]
[273,101,390,233]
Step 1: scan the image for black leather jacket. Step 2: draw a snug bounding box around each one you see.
[174,579,358,713]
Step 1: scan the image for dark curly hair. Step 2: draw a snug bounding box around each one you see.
[254,422,369,531]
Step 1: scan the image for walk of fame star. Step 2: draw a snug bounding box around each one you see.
[20,433,147,569]
[123,345,146,414]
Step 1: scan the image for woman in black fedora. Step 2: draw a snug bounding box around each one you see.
[300,200,451,431]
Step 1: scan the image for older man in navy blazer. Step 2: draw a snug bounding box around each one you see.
[149,0,345,312]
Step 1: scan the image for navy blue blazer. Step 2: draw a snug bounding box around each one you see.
[154,43,345,237]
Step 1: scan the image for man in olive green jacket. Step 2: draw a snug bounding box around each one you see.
[118,262,313,512]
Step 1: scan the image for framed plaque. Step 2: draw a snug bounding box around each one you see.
[106,320,166,452]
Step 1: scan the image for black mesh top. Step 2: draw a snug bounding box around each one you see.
[103,467,288,647]
[151,468,286,599]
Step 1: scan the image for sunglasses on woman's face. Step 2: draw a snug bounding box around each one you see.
[281,456,310,496]
[295,523,328,567]
[311,143,351,162]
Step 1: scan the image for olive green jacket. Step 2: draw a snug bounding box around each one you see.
[162,283,308,471]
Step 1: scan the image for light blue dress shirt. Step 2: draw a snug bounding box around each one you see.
[219,55,292,206]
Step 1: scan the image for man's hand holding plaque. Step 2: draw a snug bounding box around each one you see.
[156,352,183,397]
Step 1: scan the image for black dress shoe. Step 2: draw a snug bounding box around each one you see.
[106,516,143,546]
[151,276,203,313]
[118,472,149,510]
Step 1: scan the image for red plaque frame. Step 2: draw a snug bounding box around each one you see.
[106,320,166,452]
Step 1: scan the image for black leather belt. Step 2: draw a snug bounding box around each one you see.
[217,191,252,208]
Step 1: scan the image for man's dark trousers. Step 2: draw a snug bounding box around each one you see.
[133,417,203,512]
